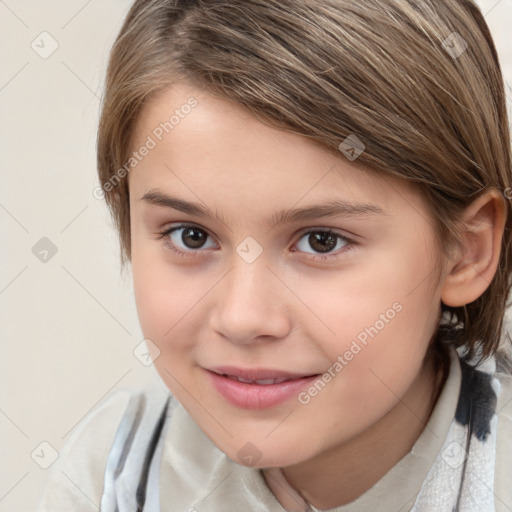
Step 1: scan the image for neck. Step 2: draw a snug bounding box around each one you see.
[280,353,448,510]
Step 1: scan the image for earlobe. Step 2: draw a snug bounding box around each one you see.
[440,189,507,307]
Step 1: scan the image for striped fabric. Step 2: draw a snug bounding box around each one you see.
[100,392,173,512]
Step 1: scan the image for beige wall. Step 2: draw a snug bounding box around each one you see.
[1,1,511,510]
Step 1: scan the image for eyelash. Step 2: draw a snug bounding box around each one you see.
[155,223,356,262]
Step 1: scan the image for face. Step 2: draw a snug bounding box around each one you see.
[128,82,445,468]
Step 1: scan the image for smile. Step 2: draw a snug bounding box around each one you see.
[205,366,320,409]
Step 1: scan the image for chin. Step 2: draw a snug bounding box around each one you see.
[220,438,312,469]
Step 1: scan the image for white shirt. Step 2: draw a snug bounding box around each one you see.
[36,350,512,511]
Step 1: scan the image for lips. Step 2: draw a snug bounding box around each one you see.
[206,366,321,409]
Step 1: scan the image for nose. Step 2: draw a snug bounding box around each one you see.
[209,257,292,345]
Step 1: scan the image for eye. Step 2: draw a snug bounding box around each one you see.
[293,229,355,262]
[156,224,217,258]
[156,224,356,262]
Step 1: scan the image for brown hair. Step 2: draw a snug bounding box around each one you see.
[97,0,512,365]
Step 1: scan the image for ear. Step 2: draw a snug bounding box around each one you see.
[441,189,507,307]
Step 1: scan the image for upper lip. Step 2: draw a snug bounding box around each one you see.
[207,366,318,381]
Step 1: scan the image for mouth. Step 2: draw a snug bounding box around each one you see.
[208,366,319,383]
[217,374,301,385]
[205,366,321,409]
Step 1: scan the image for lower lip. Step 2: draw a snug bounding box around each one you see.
[206,370,320,410]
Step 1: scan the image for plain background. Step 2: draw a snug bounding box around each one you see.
[1,1,511,510]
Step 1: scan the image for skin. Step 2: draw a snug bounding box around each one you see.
[127,82,506,509]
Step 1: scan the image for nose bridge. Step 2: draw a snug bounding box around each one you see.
[227,234,274,301]
[210,251,291,343]
[225,253,275,314]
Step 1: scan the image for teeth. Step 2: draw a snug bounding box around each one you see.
[254,379,277,385]
[219,373,299,385]
[231,376,292,385]
[271,377,290,384]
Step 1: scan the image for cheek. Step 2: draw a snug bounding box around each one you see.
[130,233,193,349]
[302,309,430,437]
[131,258,204,403]
[303,249,439,401]
[300,253,433,353]
[132,265,194,347]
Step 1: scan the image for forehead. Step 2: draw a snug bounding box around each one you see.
[128,82,426,222]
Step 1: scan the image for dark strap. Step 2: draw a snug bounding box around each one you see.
[454,358,498,511]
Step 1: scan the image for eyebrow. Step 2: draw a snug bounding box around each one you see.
[140,189,389,228]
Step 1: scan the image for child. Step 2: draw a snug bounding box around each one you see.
[37,0,512,510]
